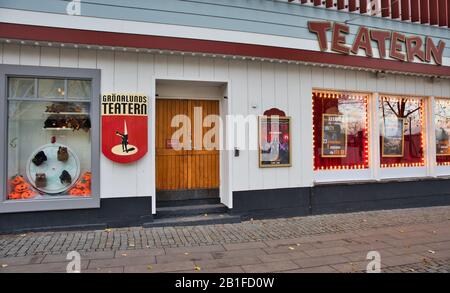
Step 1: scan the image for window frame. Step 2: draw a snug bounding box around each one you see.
[0,65,100,213]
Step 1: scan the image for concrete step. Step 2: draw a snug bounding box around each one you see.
[143,214,241,228]
[157,197,220,207]
[155,204,228,219]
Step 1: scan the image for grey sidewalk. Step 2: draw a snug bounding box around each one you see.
[1,206,450,273]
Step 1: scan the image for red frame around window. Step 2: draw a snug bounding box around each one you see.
[435,98,450,166]
[313,91,369,170]
[379,96,425,168]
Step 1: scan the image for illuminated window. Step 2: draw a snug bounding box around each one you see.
[379,96,425,168]
[435,98,450,166]
[312,91,369,170]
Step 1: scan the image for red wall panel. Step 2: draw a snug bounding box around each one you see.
[430,0,439,25]
[421,0,430,24]
[401,0,410,20]
[411,0,420,22]
[438,0,448,26]
[381,0,390,17]
[360,0,368,13]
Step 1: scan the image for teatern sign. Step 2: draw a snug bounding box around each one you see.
[101,94,148,164]
[308,21,445,65]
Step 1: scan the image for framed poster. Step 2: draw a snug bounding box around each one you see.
[382,117,405,157]
[258,116,291,168]
[321,114,347,158]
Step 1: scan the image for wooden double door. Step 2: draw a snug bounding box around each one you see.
[156,99,220,195]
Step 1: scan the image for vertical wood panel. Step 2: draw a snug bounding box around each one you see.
[19,45,40,66]
[430,0,439,24]
[411,0,420,22]
[2,44,20,64]
[78,49,96,68]
[287,64,301,187]
[360,0,368,13]
[60,48,78,68]
[156,99,219,190]
[421,0,430,23]
[136,52,154,195]
[96,50,116,197]
[40,47,60,67]
[391,0,400,18]
[167,55,183,77]
[381,0,390,17]
[439,0,448,26]
[401,0,410,20]
[247,61,263,190]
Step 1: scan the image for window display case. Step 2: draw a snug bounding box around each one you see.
[435,98,450,166]
[312,91,369,171]
[0,65,100,213]
[379,96,425,168]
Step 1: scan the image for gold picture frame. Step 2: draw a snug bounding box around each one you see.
[321,114,348,158]
[258,116,292,168]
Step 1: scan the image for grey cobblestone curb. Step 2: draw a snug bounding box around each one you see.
[1,206,449,258]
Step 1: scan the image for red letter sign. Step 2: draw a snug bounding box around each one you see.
[102,94,148,164]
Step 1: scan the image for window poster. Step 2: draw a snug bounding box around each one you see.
[259,116,291,168]
[435,100,450,156]
[382,117,405,157]
[321,114,347,158]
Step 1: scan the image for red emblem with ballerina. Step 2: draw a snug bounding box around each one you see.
[101,94,148,164]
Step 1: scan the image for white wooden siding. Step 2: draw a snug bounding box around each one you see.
[1,43,449,198]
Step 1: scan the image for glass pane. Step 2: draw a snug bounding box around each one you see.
[8,78,35,98]
[7,101,92,201]
[435,98,450,166]
[379,96,424,168]
[68,80,91,100]
[38,79,65,99]
[313,91,369,170]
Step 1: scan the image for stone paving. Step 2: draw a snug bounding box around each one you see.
[0,206,449,273]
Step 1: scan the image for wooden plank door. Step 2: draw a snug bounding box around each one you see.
[156,99,219,191]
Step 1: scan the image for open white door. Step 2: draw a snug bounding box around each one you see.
[220,85,233,208]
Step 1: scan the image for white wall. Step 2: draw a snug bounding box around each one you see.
[1,43,450,199]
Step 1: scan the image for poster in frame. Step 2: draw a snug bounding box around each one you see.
[382,117,405,157]
[258,116,291,168]
[435,102,450,156]
[321,114,348,158]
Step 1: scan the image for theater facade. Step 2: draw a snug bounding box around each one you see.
[0,0,449,232]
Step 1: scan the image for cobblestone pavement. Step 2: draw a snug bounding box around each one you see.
[0,206,449,273]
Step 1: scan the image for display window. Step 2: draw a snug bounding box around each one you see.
[6,77,93,201]
[435,98,450,166]
[379,96,425,168]
[312,91,369,170]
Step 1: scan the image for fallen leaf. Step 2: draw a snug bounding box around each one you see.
[194,266,201,271]
[399,230,404,233]
[409,268,415,272]
[104,229,112,233]
[250,218,254,222]
[296,243,301,246]
[362,219,367,222]
[1,264,8,268]
[121,253,127,257]
[184,252,190,255]
[204,214,208,217]
[129,243,135,247]
[288,246,295,250]
[19,234,26,237]
[432,231,437,234]
[427,250,436,254]
[147,265,153,271]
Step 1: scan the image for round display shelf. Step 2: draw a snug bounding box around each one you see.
[26,144,80,195]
